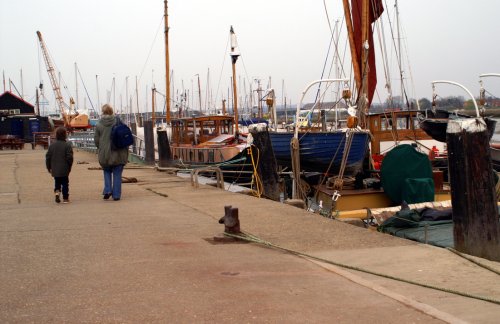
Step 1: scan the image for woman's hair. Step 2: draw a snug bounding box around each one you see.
[102,104,114,115]
[55,127,67,141]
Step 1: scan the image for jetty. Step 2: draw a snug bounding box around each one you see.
[1,147,500,323]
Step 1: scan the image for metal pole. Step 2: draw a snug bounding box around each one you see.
[96,75,100,110]
[431,80,479,117]
[230,26,239,133]
[294,79,349,139]
[164,0,171,124]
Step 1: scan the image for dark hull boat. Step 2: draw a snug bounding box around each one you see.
[419,109,496,142]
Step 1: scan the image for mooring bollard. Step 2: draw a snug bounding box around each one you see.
[218,205,240,234]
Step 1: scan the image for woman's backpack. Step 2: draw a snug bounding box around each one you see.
[111,117,134,150]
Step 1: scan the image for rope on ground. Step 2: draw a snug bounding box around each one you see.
[447,248,500,276]
[224,231,500,306]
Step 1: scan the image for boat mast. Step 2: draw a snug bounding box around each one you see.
[164,0,171,123]
[342,0,361,92]
[359,0,370,127]
[395,0,404,108]
[195,74,202,112]
[75,63,79,110]
[230,26,240,133]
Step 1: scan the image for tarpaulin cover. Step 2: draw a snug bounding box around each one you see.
[381,144,434,204]
[378,207,454,248]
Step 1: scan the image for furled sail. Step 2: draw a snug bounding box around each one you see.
[350,0,384,105]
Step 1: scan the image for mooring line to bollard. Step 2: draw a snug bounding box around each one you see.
[447,247,500,276]
[224,231,500,306]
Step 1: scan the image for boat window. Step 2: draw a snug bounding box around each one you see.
[381,117,392,130]
[198,151,204,162]
[208,150,214,163]
[412,117,420,129]
[397,117,407,129]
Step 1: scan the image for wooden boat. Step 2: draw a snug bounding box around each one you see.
[490,142,500,171]
[290,0,455,217]
[169,115,253,184]
[367,109,438,154]
[161,19,254,184]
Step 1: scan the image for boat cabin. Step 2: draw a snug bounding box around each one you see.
[170,115,235,145]
[367,110,432,154]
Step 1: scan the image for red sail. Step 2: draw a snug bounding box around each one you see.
[351,0,384,105]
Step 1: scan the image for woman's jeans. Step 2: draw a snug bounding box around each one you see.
[102,164,124,199]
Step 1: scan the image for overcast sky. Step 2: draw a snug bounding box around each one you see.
[1,0,500,115]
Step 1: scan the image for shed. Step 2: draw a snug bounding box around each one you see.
[0,91,36,116]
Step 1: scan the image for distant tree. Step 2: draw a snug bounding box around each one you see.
[463,99,475,111]
[435,96,465,110]
[418,98,432,110]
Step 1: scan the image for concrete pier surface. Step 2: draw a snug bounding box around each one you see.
[1,148,499,323]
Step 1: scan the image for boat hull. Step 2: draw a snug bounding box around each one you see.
[490,144,500,171]
[269,131,370,174]
[419,109,496,142]
[171,144,254,185]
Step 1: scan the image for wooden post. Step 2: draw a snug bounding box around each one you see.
[321,109,327,131]
[157,128,172,167]
[130,122,137,155]
[447,118,500,261]
[249,124,280,201]
[143,120,155,165]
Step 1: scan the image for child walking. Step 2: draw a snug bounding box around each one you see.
[46,127,74,203]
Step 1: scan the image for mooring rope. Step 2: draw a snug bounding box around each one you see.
[248,145,263,198]
[447,248,500,276]
[224,231,500,306]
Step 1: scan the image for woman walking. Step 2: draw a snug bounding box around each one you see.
[94,104,129,201]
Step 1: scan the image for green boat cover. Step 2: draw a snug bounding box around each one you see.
[380,221,454,248]
[381,144,434,204]
[378,207,453,248]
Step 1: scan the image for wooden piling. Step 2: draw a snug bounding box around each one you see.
[446,118,500,261]
[157,127,172,167]
[321,109,327,132]
[143,120,155,165]
[130,123,137,155]
[248,124,280,201]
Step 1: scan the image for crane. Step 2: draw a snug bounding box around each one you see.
[36,31,89,130]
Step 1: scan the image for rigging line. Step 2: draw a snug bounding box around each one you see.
[375,11,393,105]
[314,35,336,104]
[214,34,230,107]
[9,80,22,97]
[323,1,349,79]
[238,53,255,106]
[484,89,499,99]
[315,0,336,103]
[400,24,419,108]
[383,0,410,109]
[137,15,164,85]
[77,67,96,114]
